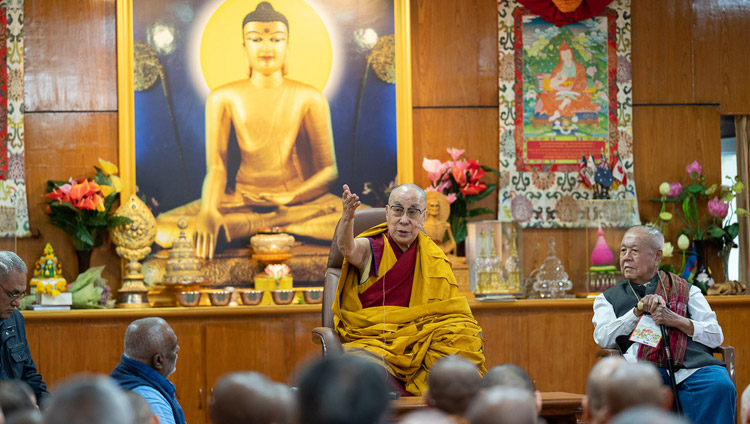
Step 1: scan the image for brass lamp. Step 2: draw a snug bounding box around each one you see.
[111,194,157,308]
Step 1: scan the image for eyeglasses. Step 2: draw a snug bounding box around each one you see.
[388,205,424,220]
[0,283,26,302]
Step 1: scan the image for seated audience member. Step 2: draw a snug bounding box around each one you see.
[333,184,485,395]
[43,375,133,424]
[604,362,672,418]
[427,355,481,419]
[480,364,541,413]
[125,391,159,424]
[399,409,460,424]
[593,225,736,424]
[608,405,688,424]
[582,356,626,424]
[210,371,295,424]
[0,381,37,420]
[742,383,750,424]
[296,353,391,424]
[466,386,537,424]
[0,252,50,405]
[110,317,184,424]
[4,410,42,424]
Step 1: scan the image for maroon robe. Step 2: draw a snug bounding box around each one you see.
[358,233,416,308]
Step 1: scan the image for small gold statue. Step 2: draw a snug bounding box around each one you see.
[423,191,456,255]
[111,194,157,308]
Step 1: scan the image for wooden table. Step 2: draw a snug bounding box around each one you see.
[390,391,584,423]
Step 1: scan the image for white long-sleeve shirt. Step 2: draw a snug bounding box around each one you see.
[592,284,723,384]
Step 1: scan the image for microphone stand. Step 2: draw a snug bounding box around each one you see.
[660,324,683,415]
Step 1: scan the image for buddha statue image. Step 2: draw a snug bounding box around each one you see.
[155,2,341,259]
[423,191,456,256]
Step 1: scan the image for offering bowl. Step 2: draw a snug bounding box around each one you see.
[270,289,295,305]
[239,290,263,306]
[177,291,201,307]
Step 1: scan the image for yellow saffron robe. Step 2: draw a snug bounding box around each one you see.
[332,223,486,395]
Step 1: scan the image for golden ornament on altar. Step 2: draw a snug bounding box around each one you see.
[111,194,157,308]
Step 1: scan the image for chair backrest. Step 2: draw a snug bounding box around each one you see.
[322,208,386,329]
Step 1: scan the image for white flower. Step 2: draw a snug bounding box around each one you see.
[677,234,690,250]
[659,182,670,196]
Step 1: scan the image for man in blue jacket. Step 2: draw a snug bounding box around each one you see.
[0,251,49,406]
[110,317,184,424]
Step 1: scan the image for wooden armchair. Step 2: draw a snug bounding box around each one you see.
[311,208,387,355]
[595,345,736,386]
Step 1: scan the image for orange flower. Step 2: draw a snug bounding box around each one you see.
[75,196,97,210]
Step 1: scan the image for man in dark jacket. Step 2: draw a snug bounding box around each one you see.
[0,251,49,406]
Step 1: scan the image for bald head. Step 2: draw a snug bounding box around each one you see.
[585,356,626,421]
[43,376,132,424]
[428,355,481,416]
[211,372,294,424]
[466,386,537,424]
[388,183,427,209]
[124,318,179,378]
[605,362,671,415]
[741,383,750,423]
[481,364,534,393]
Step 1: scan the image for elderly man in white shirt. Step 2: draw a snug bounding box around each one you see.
[592,225,735,424]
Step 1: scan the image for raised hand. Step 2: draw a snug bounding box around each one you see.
[341,184,361,221]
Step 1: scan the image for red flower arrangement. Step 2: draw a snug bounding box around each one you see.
[422,148,499,244]
[45,159,131,251]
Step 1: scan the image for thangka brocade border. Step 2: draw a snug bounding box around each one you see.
[497,0,637,228]
[0,0,30,237]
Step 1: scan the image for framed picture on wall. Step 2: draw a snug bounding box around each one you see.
[116,0,414,258]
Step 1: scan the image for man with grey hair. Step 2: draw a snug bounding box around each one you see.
[480,364,542,413]
[582,356,627,424]
[332,184,485,395]
[43,375,132,424]
[110,317,184,424]
[0,252,49,405]
[592,225,735,423]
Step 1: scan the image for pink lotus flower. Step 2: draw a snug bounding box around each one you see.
[265,264,290,278]
[668,182,683,198]
[446,148,465,161]
[707,196,729,218]
[422,158,444,184]
[686,161,702,176]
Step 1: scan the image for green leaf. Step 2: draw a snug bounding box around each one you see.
[726,222,740,239]
[707,227,726,238]
[108,216,133,227]
[686,183,704,195]
[469,183,498,202]
[682,197,693,222]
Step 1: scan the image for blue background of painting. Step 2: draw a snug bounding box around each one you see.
[133,0,397,216]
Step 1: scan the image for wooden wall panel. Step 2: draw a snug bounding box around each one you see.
[631,0,695,104]
[692,1,750,113]
[169,320,206,424]
[410,0,498,107]
[24,0,117,112]
[1,112,123,289]
[412,108,499,218]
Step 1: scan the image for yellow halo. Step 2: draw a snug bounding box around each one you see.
[200,0,332,92]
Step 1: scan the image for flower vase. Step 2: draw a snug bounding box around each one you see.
[718,242,734,283]
[76,249,92,276]
[692,239,714,294]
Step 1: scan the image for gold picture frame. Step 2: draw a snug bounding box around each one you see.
[116,0,413,201]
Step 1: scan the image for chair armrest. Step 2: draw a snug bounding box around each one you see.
[713,345,736,387]
[312,327,343,356]
[596,348,620,358]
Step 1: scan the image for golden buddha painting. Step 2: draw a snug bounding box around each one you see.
[127,0,399,258]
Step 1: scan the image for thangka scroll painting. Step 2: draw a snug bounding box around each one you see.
[0,0,30,237]
[497,0,638,228]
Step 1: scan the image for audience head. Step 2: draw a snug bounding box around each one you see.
[0,380,37,419]
[480,364,541,412]
[296,353,391,424]
[466,386,537,424]
[398,409,459,424]
[583,356,627,424]
[43,375,133,424]
[605,362,671,416]
[609,405,688,424]
[211,371,295,424]
[124,391,158,424]
[427,355,481,416]
[4,410,43,424]
[741,383,750,424]
[124,317,180,379]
